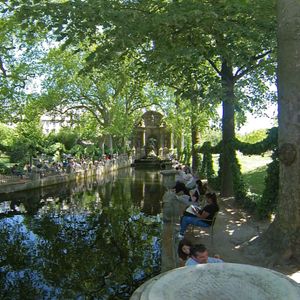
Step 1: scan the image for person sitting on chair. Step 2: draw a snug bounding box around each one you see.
[172,180,190,196]
[178,192,219,239]
[185,244,223,266]
[189,179,208,204]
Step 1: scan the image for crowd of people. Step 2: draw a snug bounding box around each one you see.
[170,164,219,239]
[170,164,223,268]
[8,154,127,180]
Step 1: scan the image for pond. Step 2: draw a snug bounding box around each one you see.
[0,168,166,299]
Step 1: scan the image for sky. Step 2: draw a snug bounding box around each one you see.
[216,102,278,135]
[237,103,278,134]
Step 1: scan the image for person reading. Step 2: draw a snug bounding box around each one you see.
[183,204,201,217]
[178,192,219,239]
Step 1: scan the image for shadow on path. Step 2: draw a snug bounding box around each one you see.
[161,192,299,282]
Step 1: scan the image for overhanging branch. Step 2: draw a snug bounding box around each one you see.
[234,50,273,80]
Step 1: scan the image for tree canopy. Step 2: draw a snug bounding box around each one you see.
[1,0,300,274]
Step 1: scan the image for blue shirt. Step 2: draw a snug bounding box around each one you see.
[185,257,223,266]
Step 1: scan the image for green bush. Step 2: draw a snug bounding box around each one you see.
[199,127,278,219]
[0,162,9,174]
[257,156,279,218]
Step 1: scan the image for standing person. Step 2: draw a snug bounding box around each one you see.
[178,192,219,239]
[185,244,223,266]
[177,238,193,267]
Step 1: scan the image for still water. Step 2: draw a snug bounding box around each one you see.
[0,168,166,299]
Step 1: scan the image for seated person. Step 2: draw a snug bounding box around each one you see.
[189,179,207,203]
[182,203,202,218]
[185,244,223,266]
[172,181,190,196]
[178,192,219,239]
[183,164,192,174]
[174,166,187,183]
[177,238,193,267]
[11,164,23,178]
[173,177,204,198]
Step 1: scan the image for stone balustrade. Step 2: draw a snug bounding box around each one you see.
[0,156,133,194]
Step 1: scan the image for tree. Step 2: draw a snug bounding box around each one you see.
[38,48,160,154]
[46,1,274,196]
[251,0,300,266]
[9,101,45,165]
[0,6,47,121]
[10,0,276,196]
[0,123,15,152]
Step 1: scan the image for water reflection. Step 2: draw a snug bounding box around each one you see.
[0,168,164,299]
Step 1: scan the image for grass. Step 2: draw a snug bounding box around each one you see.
[238,152,271,195]
[242,166,268,195]
[237,152,272,173]
[212,152,272,195]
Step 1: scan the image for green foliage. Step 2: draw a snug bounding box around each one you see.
[0,161,10,174]
[7,122,44,164]
[44,128,103,160]
[8,138,30,163]
[257,152,279,218]
[43,142,66,162]
[52,128,80,151]
[86,144,101,158]
[243,166,268,195]
[200,142,215,182]
[200,127,279,218]
[231,150,247,202]
[68,144,85,159]
[0,123,16,152]
[237,129,268,144]
[0,7,48,121]
[182,144,191,165]
[2,1,278,220]
[235,127,277,154]
[202,128,222,146]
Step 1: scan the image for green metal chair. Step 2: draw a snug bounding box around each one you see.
[190,212,219,243]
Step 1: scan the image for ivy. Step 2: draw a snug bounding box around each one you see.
[234,127,278,154]
[257,150,279,218]
[199,127,278,218]
[200,144,215,184]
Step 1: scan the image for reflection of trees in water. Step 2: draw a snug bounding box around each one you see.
[0,169,133,214]
[0,207,161,299]
[0,168,164,298]
[0,168,164,217]
[0,183,73,217]
[130,170,164,215]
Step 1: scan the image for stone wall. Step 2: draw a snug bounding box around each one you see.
[0,158,132,194]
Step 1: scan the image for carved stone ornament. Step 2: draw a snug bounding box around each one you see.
[278,143,297,166]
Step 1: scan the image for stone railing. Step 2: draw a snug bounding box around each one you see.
[0,156,133,194]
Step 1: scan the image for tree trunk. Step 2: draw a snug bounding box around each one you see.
[176,131,184,162]
[107,134,113,154]
[100,140,105,156]
[190,98,201,174]
[258,0,300,263]
[122,136,127,154]
[220,61,235,197]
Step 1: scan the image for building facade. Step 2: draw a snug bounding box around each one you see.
[131,111,174,159]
